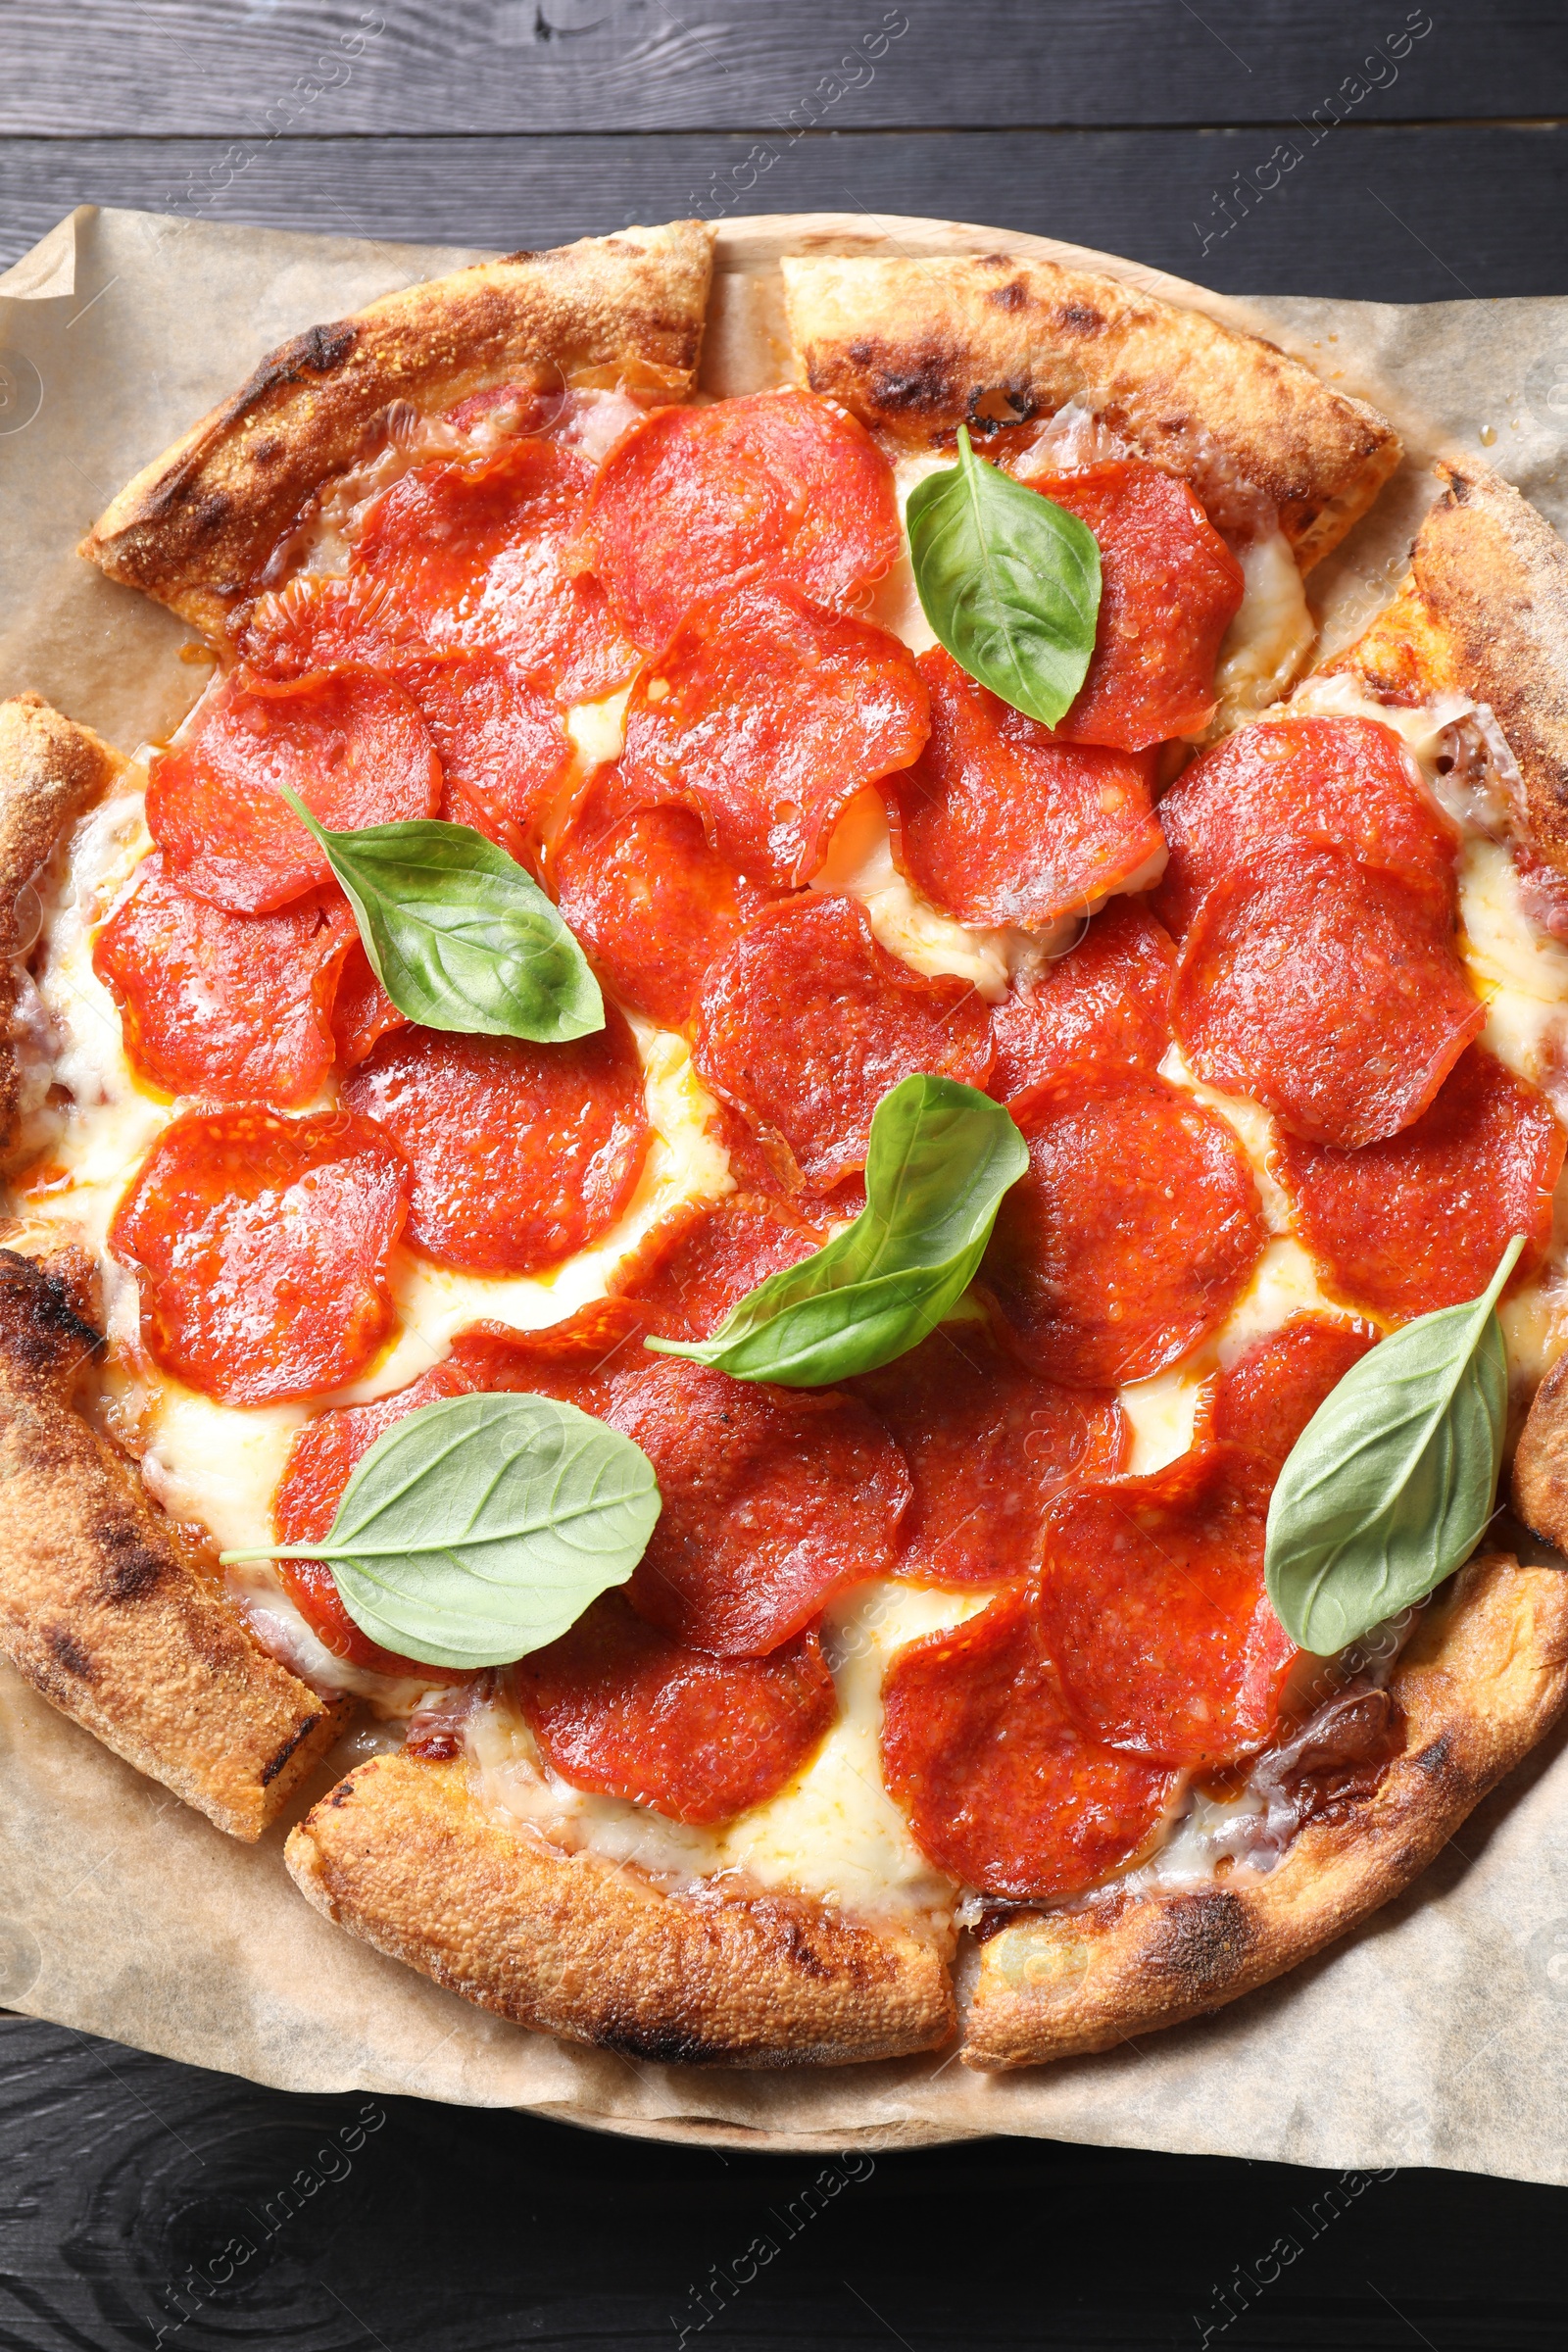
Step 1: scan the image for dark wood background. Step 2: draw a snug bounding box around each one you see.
[4,5,1568,2345]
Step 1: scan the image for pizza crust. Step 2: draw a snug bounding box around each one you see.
[780,251,1400,568]
[961,1551,1568,2069]
[79,220,716,642]
[1509,1347,1568,1547]
[1403,462,1568,879]
[12,239,1568,2071]
[0,692,125,1169]
[285,1751,956,2067]
[0,1248,351,1839]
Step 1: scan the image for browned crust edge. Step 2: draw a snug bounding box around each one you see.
[0,1248,351,1839]
[1404,461,1568,879]
[0,694,350,1838]
[79,220,716,641]
[0,692,124,1167]
[780,250,1401,569]
[1509,1347,1568,1555]
[962,1552,1568,2070]
[284,1752,956,2068]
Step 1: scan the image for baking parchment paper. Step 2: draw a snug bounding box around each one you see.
[3,205,1568,2180]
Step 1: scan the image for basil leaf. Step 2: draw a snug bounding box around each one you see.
[649,1074,1028,1388]
[1265,1236,1526,1657]
[906,423,1102,728]
[276,782,603,1042]
[220,1393,660,1670]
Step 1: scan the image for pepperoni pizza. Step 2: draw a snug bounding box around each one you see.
[5,222,1568,2074]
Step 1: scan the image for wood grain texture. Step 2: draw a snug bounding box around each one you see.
[4,124,1567,294]
[2,0,1559,136]
[1,2013,1566,2349]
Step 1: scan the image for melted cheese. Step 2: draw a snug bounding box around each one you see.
[1285,667,1475,768]
[1211,528,1316,726]
[18,410,1568,1928]
[809,788,1017,1000]
[13,775,742,1719]
[468,1581,986,1928]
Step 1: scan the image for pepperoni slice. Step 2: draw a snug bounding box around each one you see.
[989,897,1176,1104]
[390,650,569,866]
[329,940,407,1071]
[1033,461,1244,750]
[110,1109,408,1404]
[350,438,637,702]
[613,1358,908,1655]
[1278,1045,1565,1321]
[849,1314,1128,1587]
[1039,1443,1299,1767]
[694,896,995,1194]
[342,1017,650,1276]
[444,1298,650,1418]
[1154,715,1460,937]
[699,1097,870,1225]
[515,1592,836,1824]
[93,853,355,1106]
[881,1590,1180,1899]
[234,573,416,677]
[272,1364,470,1675]
[585,387,902,651]
[616,583,930,887]
[552,777,784,1029]
[1172,841,1484,1149]
[609,1194,825,1344]
[1199,1314,1378,1473]
[147,666,440,915]
[885,648,1163,929]
[983,1073,1265,1387]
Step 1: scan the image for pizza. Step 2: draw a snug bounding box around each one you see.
[5,219,1568,2078]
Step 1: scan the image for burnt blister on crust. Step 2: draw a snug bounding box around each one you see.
[0,1250,104,1390]
[1145,1887,1260,2004]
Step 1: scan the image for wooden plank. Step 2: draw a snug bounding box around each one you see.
[2,126,1564,299]
[3,2014,1567,2350]
[2,0,1564,135]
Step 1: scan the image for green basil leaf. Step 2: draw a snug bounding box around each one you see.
[220,1393,660,1670]
[276,782,603,1042]
[649,1074,1028,1388]
[906,423,1102,728]
[1264,1236,1526,1656]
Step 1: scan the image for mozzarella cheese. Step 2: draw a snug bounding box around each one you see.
[468,1580,985,1929]
[1211,528,1316,724]
[14,418,1568,1929]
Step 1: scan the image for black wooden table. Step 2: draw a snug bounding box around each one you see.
[4,7,1568,2345]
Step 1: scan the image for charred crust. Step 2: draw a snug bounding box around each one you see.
[285,1755,955,2067]
[963,1554,1568,2068]
[782,251,1400,567]
[259,1713,324,1787]
[0,1251,105,1391]
[93,1522,168,1606]
[593,2018,729,2066]
[1146,1888,1259,1998]
[44,1624,93,1680]
[80,222,715,639]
